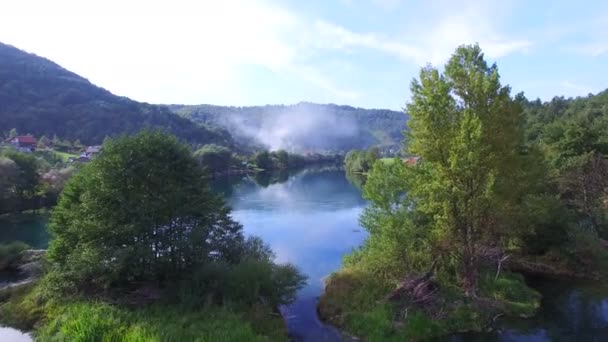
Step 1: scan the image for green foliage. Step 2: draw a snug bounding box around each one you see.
[4,151,40,199]
[0,241,30,270]
[0,282,45,331]
[171,237,306,309]
[47,131,246,290]
[0,157,19,201]
[478,271,541,317]
[194,144,234,175]
[323,45,552,340]
[36,301,287,342]
[523,90,608,238]
[253,151,273,170]
[344,147,380,174]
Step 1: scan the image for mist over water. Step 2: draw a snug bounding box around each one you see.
[227,105,360,152]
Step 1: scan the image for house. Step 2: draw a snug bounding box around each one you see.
[8,135,37,153]
[403,156,421,165]
[69,156,91,163]
[85,145,101,158]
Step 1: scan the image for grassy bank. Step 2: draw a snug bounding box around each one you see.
[318,268,540,341]
[0,282,289,341]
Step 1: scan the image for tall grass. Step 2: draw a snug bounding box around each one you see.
[37,302,287,342]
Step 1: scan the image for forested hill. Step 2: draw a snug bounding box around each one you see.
[0,42,232,146]
[170,103,406,153]
[523,90,608,147]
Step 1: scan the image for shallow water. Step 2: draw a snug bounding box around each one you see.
[0,212,50,249]
[449,277,608,341]
[0,327,31,342]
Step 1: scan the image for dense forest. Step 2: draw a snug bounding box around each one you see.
[0,42,232,146]
[170,103,406,152]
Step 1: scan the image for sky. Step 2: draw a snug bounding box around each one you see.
[1,0,607,110]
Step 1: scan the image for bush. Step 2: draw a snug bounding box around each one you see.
[0,241,30,270]
[172,237,306,309]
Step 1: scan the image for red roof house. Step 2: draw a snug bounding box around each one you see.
[9,135,37,152]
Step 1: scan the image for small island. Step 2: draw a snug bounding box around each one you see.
[320,45,608,340]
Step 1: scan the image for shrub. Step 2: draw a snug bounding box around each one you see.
[0,241,30,270]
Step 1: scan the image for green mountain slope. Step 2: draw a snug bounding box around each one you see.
[0,42,232,146]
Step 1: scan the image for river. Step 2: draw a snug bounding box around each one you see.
[1,169,608,341]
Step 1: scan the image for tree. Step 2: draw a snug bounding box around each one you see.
[194,144,233,174]
[253,151,272,170]
[402,45,529,295]
[274,150,289,169]
[344,147,380,174]
[5,152,40,200]
[38,135,51,149]
[48,131,245,289]
[8,128,17,139]
[558,152,608,235]
[0,157,19,201]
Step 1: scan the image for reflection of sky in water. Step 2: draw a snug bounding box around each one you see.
[0,327,31,342]
[232,207,366,296]
[226,169,367,340]
[228,169,367,296]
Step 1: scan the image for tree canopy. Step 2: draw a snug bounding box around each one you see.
[48,131,244,289]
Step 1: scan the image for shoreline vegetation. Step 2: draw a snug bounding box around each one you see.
[321,45,608,340]
[0,134,343,216]
[0,131,307,341]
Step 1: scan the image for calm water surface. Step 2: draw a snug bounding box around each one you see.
[2,169,608,341]
[217,168,368,341]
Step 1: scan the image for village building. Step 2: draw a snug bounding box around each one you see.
[8,135,37,153]
[84,145,101,158]
[403,156,421,165]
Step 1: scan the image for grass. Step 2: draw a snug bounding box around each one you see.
[379,157,398,165]
[318,268,541,341]
[0,267,292,342]
[0,282,45,331]
[36,301,287,342]
[51,150,79,162]
[0,284,289,342]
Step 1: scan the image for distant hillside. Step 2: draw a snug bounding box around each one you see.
[170,103,406,153]
[0,42,232,146]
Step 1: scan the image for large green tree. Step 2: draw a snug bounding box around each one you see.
[48,131,245,289]
[5,152,40,200]
[194,144,234,174]
[402,45,530,295]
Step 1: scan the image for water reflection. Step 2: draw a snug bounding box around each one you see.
[0,327,31,342]
[223,168,368,341]
[0,212,50,249]
[450,278,608,341]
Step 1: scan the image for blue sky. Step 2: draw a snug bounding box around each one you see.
[1,0,607,110]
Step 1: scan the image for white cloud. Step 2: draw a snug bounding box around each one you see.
[0,0,303,104]
[0,0,360,104]
[0,0,535,105]
[558,81,593,94]
[312,2,531,66]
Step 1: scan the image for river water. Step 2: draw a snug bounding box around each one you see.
[1,169,608,341]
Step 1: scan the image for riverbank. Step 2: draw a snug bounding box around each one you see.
[0,281,290,341]
[318,244,608,341]
[318,267,541,341]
